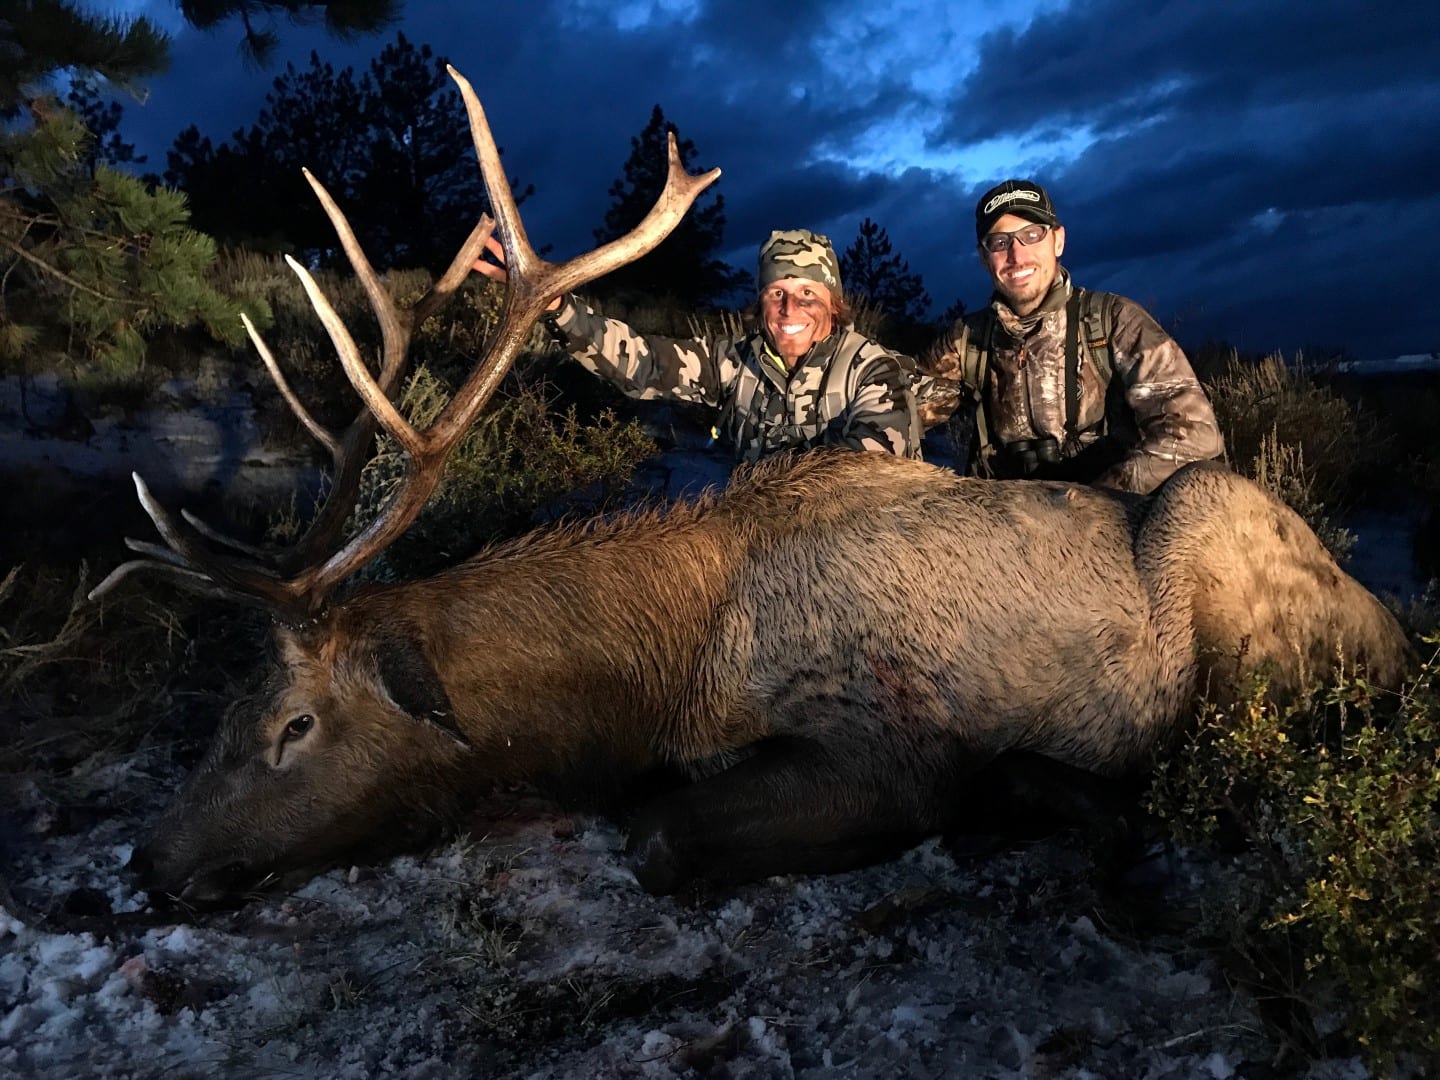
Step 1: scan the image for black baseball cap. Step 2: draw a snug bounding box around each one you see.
[975,180,1059,241]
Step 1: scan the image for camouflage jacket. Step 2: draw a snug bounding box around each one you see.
[542,295,920,463]
[915,271,1222,493]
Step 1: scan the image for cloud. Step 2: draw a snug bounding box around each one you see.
[103,0,1440,359]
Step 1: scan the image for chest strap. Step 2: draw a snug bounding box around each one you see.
[1064,288,1083,450]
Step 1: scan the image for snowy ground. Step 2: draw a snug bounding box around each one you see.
[4,747,1312,1080]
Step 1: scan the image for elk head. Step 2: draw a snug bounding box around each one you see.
[93,69,719,905]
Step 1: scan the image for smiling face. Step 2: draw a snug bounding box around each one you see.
[760,277,836,366]
[979,212,1067,316]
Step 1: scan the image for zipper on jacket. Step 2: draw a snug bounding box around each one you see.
[1018,344,1042,438]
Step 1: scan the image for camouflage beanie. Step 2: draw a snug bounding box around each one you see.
[757,229,842,295]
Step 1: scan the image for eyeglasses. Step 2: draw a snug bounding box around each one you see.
[979,224,1052,254]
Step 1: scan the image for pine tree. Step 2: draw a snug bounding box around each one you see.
[66,77,146,178]
[165,52,368,260]
[591,105,747,308]
[840,217,932,324]
[939,297,967,326]
[165,32,531,269]
[355,32,532,268]
[178,0,400,65]
[0,0,167,116]
[0,0,256,378]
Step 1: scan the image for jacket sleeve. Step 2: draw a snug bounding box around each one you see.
[912,318,968,429]
[1096,296,1225,494]
[543,295,727,410]
[833,350,919,457]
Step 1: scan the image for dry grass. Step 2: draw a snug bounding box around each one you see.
[1207,352,1383,510]
[0,562,260,778]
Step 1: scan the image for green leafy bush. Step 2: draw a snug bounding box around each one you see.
[1149,645,1440,1070]
[347,366,657,581]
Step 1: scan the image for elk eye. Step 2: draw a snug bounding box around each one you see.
[284,714,315,742]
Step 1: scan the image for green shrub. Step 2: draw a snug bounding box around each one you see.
[348,366,658,581]
[210,251,521,446]
[1248,429,1356,563]
[1149,646,1440,1070]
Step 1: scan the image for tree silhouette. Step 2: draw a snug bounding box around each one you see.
[163,53,363,258]
[939,297,967,326]
[592,105,747,308]
[66,78,146,178]
[840,217,931,324]
[356,33,532,267]
[179,0,400,64]
[165,32,531,269]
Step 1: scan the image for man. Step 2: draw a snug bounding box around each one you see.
[916,180,1222,494]
[474,229,920,462]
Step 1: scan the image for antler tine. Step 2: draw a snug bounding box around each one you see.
[87,473,299,610]
[90,558,272,606]
[448,66,542,285]
[100,71,717,617]
[432,70,721,448]
[414,214,497,326]
[273,169,421,573]
[547,132,721,299]
[280,212,496,574]
[244,312,339,457]
[300,167,407,370]
[283,253,424,460]
[180,510,271,559]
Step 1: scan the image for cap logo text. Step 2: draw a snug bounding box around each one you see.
[983,189,1042,215]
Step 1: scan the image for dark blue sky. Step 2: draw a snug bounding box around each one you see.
[97,0,1440,361]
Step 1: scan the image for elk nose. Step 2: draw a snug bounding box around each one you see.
[127,843,159,888]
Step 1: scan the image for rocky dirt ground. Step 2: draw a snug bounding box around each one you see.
[4,741,1313,1079]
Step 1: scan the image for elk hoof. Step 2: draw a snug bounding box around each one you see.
[626,814,692,895]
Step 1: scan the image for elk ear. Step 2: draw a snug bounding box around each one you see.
[373,636,471,749]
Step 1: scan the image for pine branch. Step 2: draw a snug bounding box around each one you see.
[1,236,132,305]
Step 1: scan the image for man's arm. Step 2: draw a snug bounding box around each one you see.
[1097,297,1224,494]
[473,235,729,409]
[912,319,969,430]
[544,295,728,409]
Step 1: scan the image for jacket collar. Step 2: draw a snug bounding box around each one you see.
[991,267,1071,338]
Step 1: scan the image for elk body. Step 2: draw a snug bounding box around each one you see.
[123,451,1412,900]
[97,73,1414,904]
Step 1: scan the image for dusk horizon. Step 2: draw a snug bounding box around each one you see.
[83,1,1440,362]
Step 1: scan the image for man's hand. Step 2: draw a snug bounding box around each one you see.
[471,234,563,312]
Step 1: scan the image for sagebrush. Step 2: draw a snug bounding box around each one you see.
[1149,646,1440,1071]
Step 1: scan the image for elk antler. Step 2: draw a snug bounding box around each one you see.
[91,67,721,619]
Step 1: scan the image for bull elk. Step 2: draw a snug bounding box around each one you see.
[94,72,1415,905]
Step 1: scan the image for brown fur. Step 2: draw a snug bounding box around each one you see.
[131,451,1413,901]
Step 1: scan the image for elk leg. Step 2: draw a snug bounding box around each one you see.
[941,750,1148,859]
[626,735,960,894]
[959,750,1144,833]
